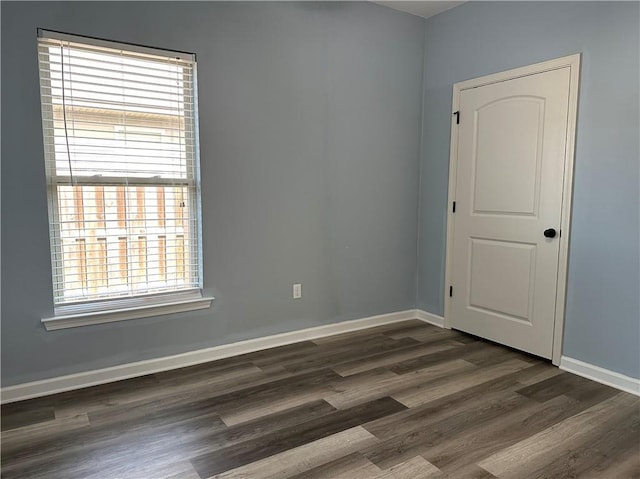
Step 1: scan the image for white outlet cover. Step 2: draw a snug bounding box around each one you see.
[293,284,302,299]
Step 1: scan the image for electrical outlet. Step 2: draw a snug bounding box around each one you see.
[293,283,302,299]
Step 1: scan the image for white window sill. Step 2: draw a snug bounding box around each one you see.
[42,295,214,331]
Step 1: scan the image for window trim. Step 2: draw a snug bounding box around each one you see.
[42,291,213,330]
[37,29,196,63]
[37,30,212,329]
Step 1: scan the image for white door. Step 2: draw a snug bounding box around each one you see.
[450,67,571,358]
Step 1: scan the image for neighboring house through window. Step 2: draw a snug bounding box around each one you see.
[37,30,211,328]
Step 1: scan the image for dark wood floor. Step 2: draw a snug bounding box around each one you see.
[2,320,639,478]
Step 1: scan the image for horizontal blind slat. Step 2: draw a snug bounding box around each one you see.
[39,58,194,79]
[42,96,192,114]
[41,117,193,131]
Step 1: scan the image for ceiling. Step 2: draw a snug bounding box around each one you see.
[372,1,465,19]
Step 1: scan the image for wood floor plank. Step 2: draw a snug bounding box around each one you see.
[229,340,321,365]
[515,370,596,402]
[424,394,580,474]
[0,413,90,456]
[448,464,498,478]
[1,396,57,417]
[363,391,537,470]
[388,340,492,374]
[596,446,640,479]
[310,320,426,345]
[49,375,161,418]
[87,459,202,479]
[1,406,56,431]
[363,361,547,426]
[278,336,420,374]
[363,363,553,440]
[164,464,202,479]
[113,364,295,417]
[325,359,476,409]
[393,357,531,408]
[87,391,229,429]
[191,367,341,417]
[154,361,263,385]
[254,336,401,370]
[374,455,445,479]
[524,406,640,479]
[198,399,337,453]
[514,362,564,386]
[219,367,397,425]
[384,323,458,341]
[211,426,379,479]
[462,343,536,367]
[478,392,638,478]
[190,397,406,477]
[286,452,380,479]
[332,339,460,376]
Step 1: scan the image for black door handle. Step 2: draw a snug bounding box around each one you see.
[544,228,557,238]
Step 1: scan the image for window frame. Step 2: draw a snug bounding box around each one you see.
[37,30,212,330]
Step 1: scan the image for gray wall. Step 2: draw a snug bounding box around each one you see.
[417,1,640,378]
[1,2,425,386]
[3,1,638,388]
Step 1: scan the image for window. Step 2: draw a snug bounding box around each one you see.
[38,30,211,328]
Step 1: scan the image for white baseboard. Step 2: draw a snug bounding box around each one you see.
[414,309,445,328]
[560,356,640,397]
[2,309,424,404]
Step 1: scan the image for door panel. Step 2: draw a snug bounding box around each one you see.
[473,97,544,215]
[468,238,536,322]
[450,67,571,358]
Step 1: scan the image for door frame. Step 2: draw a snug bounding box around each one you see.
[443,54,581,365]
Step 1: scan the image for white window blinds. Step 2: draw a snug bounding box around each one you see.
[38,31,202,306]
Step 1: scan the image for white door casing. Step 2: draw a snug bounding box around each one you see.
[444,55,581,363]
